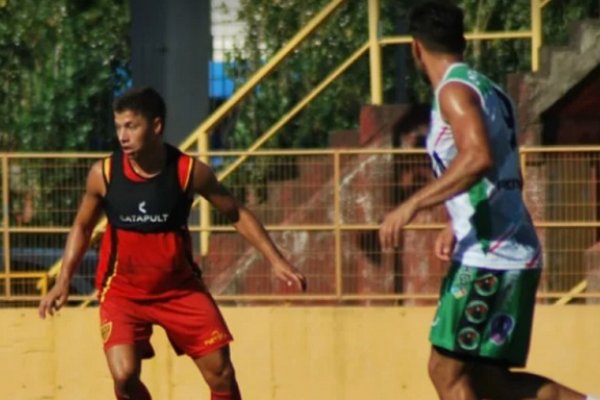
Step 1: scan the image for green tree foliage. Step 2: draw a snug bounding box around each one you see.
[224,0,404,150]
[0,0,130,152]
[460,0,599,83]
[0,0,130,228]
[224,0,598,150]
[541,0,600,43]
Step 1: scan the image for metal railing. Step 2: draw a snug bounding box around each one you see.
[1,146,599,304]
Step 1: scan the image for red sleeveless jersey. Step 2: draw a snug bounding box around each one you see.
[95,145,202,301]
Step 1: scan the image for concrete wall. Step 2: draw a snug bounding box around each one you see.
[1,306,599,400]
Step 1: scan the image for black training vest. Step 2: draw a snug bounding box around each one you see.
[103,144,192,233]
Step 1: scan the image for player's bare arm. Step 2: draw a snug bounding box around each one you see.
[191,161,307,291]
[38,161,106,318]
[380,83,493,250]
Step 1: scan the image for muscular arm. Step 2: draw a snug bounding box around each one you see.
[191,161,306,289]
[380,82,494,250]
[39,161,105,318]
[410,82,494,211]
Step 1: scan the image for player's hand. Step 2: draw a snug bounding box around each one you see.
[271,259,307,292]
[379,200,418,252]
[434,225,456,261]
[38,280,70,319]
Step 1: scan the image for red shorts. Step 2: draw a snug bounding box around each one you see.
[99,289,233,359]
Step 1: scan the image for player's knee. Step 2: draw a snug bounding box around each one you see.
[203,360,236,391]
[111,364,141,393]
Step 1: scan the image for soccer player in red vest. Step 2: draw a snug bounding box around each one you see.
[39,87,306,400]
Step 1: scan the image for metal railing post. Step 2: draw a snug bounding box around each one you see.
[1,156,10,296]
[333,152,342,298]
[520,150,527,185]
[198,135,211,256]
[368,0,383,105]
[531,0,542,71]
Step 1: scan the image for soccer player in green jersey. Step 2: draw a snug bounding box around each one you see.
[379,2,599,400]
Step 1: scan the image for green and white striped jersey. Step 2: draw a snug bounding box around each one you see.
[427,63,541,270]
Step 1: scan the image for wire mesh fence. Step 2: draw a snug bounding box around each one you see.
[1,147,599,305]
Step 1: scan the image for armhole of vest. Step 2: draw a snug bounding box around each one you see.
[436,78,487,115]
[178,154,195,192]
[102,157,112,186]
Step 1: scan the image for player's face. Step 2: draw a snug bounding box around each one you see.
[114,110,162,158]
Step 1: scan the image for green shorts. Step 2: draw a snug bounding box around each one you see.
[429,263,541,367]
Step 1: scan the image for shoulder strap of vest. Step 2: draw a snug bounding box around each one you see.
[176,150,195,192]
[102,156,112,186]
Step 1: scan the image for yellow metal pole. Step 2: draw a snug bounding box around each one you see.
[368,0,383,105]
[382,31,533,46]
[40,274,48,295]
[554,280,587,305]
[198,134,211,256]
[214,43,370,183]
[1,156,10,296]
[333,152,342,298]
[520,149,527,186]
[531,0,542,71]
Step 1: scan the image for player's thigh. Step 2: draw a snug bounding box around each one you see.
[152,289,233,358]
[100,293,155,358]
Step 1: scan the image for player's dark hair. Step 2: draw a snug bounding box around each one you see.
[408,1,466,54]
[113,87,167,127]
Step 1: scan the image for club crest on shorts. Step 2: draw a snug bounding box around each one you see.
[100,321,113,343]
[451,267,475,298]
[451,286,467,299]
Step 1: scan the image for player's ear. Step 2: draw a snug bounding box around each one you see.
[412,39,422,60]
[152,117,163,135]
